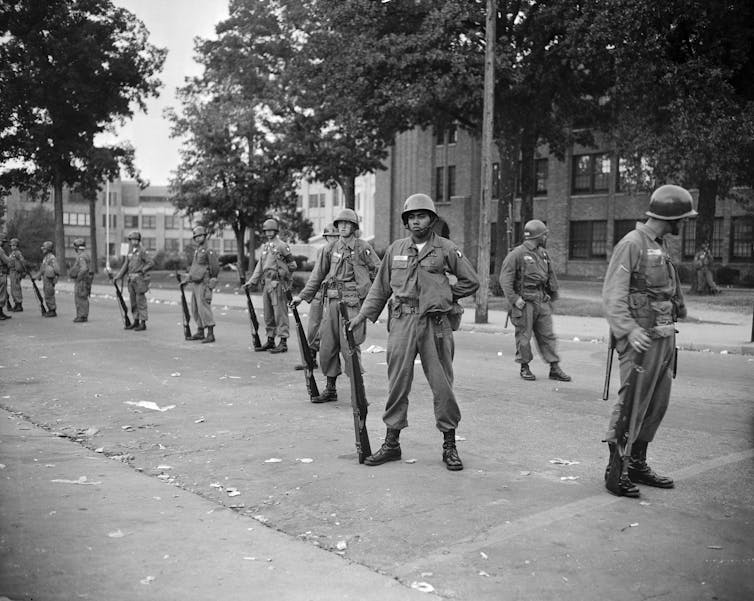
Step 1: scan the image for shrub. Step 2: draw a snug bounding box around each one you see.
[162,252,187,271]
[292,254,310,271]
[715,266,740,286]
[676,264,694,285]
[219,253,237,267]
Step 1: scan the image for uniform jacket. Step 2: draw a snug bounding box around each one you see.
[69,251,93,282]
[249,236,297,286]
[300,236,380,302]
[360,232,479,321]
[114,244,154,280]
[0,247,10,274]
[40,253,60,280]
[9,249,26,273]
[188,244,220,283]
[499,240,558,304]
[602,222,686,339]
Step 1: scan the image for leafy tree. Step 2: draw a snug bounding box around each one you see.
[0,0,166,274]
[4,203,55,268]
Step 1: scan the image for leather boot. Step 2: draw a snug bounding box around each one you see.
[628,441,674,488]
[520,363,536,380]
[364,428,402,466]
[269,338,288,353]
[125,319,137,330]
[133,320,147,331]
[255,337,275,352]
[295,351,317,371]
[190,328,205,340]
[44,309,57,317]
[549,362,572,382]
[605,442,640,498]
[0,308,10,320]
[202,325,215,343]
[312,377,338,403]
[73,316,87,322]
[442,430,463,471]
[14,303,22,312]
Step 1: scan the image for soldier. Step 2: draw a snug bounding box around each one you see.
[111,231,153,331]
[498,219,571,382]
[245,219,298,353]
[69,238,93,322]
[348,194,479,470]
[693,242,719,295]
[0,234,11,320]
[602,184,696,497]
[8,238,26,311]
[294,224,340,371]
[184,226,220,343]
[291,209,380,403]
[37,240,59,317]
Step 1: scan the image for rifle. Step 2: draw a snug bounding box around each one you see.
[25,269,48,315]
[673,346,678,379]
[605,349,645,496]
[111,277,131,328]
[176,273,192,340]
[602,331,616,401]
[504,311,510,328]
[338,300,372,464]
[286,290,320,400]
[243,284,262,349]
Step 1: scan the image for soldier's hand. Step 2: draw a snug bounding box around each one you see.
[208,277,217,289]
[289,295,303,307]
[348,313,366,331]
[514,297,526,309]
[628,327,651,353]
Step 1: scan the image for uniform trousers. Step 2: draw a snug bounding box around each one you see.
[605,333,675,445]
[510,297,560,364]
[42,277,56,311]
[319,294,366,379]
[74,278,92,318]
[126,275,148,321]
[190,281,214,327]
[0,275,8,306]
[306,293,324,352]
[261,278,290,338]
[383,310,460,433]
[9,271,22,304]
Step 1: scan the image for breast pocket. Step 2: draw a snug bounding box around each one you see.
[645,253,670,287]
[391,256,409,286]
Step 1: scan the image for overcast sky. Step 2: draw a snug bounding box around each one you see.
[106,0,229,187]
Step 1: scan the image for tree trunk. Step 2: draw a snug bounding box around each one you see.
[234,223,247,285]
[695,178,718,251]
[342,176,356,211]
[53,171,67,276]
[88,195,98,273]
[518,132,536,231]
[247,228,257,277]
[493,139,516,295]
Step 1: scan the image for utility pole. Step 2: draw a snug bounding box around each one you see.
[475,0,496,324]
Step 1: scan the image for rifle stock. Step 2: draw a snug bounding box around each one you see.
[286,290,320,400]
[338,301,372,464]
[25,270,48,315]
[176,274,192,340]
[602,332,616,400]
[243,285,262,349]
[112,278,131,328]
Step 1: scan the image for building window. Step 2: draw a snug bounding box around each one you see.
[124,215,139,229]
[436,166,445,202]
[101,214,117,228]
[65,235,90,248]
[572,153,611,194]
[730,217,754,261]
[516,159,549,196]
[296,195,303,209]
[682,218,724,259]
[183,217,192,230]
[141,215,156,229]
[436,123,458,145]
[333,189,340,206]
[569,220,607,259]
[223,239,238,253]
[142,237,157,251]
[165,215,181,229]
[165,238,180,251]
[308,194,319,209]
[63,212,90,226]
[447,165,456,198]
[319,193,326,208]
[210,239,221,252]
[447,123,457,144]
[355,193,361,212]
[613,219,635,245]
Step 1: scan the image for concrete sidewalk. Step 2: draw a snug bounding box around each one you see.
[42,280,754,355]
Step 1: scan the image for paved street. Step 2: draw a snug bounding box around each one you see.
[1,283,753,601]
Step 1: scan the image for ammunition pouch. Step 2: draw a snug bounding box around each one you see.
[448,302,463,331]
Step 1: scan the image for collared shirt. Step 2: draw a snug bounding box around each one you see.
[499,240,558,304]
[300,236,380,301]
[189,243,219,282]
[115,244,154,279]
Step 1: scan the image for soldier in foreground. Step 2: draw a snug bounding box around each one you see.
[69,238,93,322]
[348,194,479,471]
[602,184,695,497]
[37,241,60,318]
[184,226,220,343]
[246,219,298,354]
[291,209,380,403]
[499,219,571,382]
[111,231,153,331]
[0,234,11,320]
[8,238,26,312]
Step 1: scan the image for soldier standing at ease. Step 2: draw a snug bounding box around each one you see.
[499,219,571,382]
[693,242,719,295]
[69,238,93,323]
[245,219,298,354]
[111,231,153,331]
[184,226,220,343]
[602,184,695,498]
[8,238,27,311]
[291,209,380,403]
[0,234,11,320]
[294,224,340,371]
[348,194,479,470]
[38,241,59,317]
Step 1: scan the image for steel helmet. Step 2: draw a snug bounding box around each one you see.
[524,219,548,240]
[41,241,54,252]
[333,209,360,229]
[401,193,437,224]
[127,230,142,241]
[73,237,85,248]
[192,225,207,238]
[10,238,19,246]
[262,218,279,232]
[322,224,339,238]
[646,185,698,220]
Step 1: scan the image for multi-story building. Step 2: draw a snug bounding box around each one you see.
[374,127,754,281]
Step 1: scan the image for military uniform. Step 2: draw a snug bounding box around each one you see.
[188,242,220,331]
[359,232,479,433]
[299,235,380,385]
[39,250,60,314]
[693,246,718,294]
[114,242,154,325]
[8,242,26,310]
[69,245,93,321]
[499,240,562,369]
[0,243,10,319]
[249,235,297,344]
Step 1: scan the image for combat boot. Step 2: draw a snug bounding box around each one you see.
[549,362,572,382]
[133,320,146,331]
[628,441,674,488]
[190,328,205,340]
[312,377,338,403]
[269,338,288,353]
[44,309,57,317]
[442,429,463,471]
[255,337,275,352]
[364,428,402,466]
[73,316,87,323]
[125,319,137,330]
[14,303,23,312]
[0,308,10,320]
[605,442,640,498]
[520,363,536,380]
[201,326,215,344]
[295,351,318,371]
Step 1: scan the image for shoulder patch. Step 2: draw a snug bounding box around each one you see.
[365,248,371,255]
[456,249,463,258]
